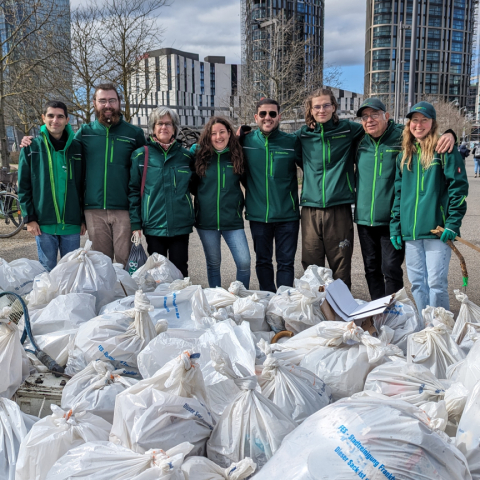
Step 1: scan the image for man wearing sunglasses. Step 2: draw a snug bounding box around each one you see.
[241,98,302,292]
[355,98,455,300]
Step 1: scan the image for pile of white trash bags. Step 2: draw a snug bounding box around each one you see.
[4,243,480,479]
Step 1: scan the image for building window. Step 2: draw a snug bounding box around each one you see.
[192,60,195,93]
[155,57,160,91]
[167,56,172,90]
[200,62,205,95]
[177,56,181,91]
[210,63,215,96]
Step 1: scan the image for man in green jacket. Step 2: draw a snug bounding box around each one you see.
[355,98,455,299]
[77,84,146,267]
[18,101,85,271]
[20,84,146,268]
[241,98,302,292]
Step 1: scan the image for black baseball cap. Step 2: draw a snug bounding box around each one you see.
[406,101,436,120]
[357,98,387,118]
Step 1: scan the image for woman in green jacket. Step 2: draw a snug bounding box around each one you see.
[129,107,194,277]
[390,102,468,315]
[190,117,250,288]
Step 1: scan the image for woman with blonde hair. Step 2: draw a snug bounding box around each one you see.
[390,101,468,314]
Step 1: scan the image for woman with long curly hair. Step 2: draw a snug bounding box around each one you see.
[390,102,468,315]
[190,116,251,288]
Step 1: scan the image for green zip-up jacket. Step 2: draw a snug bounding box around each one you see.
[297,118,364,208]
[190,146,245,231]
[18,124,85,232]
[242,127,302,223]
[390,146,468,241]
[355,120,404,226]
[129,138,195,236]
[76,116,145,211]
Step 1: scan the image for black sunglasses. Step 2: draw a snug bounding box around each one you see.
[258,110,278,119]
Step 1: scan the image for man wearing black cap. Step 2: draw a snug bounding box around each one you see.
[355,98,455,300]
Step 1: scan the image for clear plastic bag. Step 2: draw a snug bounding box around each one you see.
[45,441,193,480]
[16,402,112,480]
[61,360,138,423]
[132,253,183,292]
[0,257,44,296]
[254,393,472,480]
[206,346,296,470]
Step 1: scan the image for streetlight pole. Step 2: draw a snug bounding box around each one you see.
[408,0,419,110]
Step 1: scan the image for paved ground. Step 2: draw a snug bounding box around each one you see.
[2,156,479,317]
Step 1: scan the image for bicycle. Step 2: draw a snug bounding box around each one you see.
[0,172,24,238]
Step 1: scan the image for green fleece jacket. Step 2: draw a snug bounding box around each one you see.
[129,138,195,236]
[390,145,468,240]
[18,124,84,234]
[189,145,245,231]
[75,116,145,211]
[242,127,302,223]
[297,118,364,208]
[355,120,404,226]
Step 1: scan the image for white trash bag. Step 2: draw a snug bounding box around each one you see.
[110,351,214,457]
[204,287,237,310]
[206,346,296,470]
[113,263,139,299]
[298,265,334,290]
[452,290,480,355]
[423,305,456,331]
[456,379,480,479]
[132,253,183,292]
[0,307,29,399]
[45,441,194,480]
[16,402,111,480]
[182,456,256,480]
[100,284,214,330]
[0,398,38,480]
[26,240,117,312]
[66,290,159,377]
[373,288,423,354]
[298,321,403,401]
[254,393,472,480]
[407,320,465,380]
[227,281,274,309]
[231,295,269,332]
[20,293,96,366]
[61,360,138,423]
[257,340,331,425]
[0,258,44,296]
[449,338,480,392]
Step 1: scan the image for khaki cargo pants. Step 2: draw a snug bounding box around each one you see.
[85,209,131,268]
[301,204,354,288]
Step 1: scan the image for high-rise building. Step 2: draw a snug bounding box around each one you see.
[241,0,324,110]
[365,0,477,113]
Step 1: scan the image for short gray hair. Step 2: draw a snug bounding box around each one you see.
[148,106,180,138]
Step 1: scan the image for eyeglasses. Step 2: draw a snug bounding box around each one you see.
[156,122,173,128]
[411,118,431,125]
[313,104,333,111]
[96,98,118,106]
[258,111,278,119]
[361,113,383,122]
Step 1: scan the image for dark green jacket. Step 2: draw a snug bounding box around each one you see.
[190,146,245,231]
[18,124,85,229]
[242,128,302,223]
[297,118,364,208]
[355,120,404,226]
[76,116,145,211]
[129,138,195,236]
[390,146,468,241]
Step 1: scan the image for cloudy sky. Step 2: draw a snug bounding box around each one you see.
[71,0,367,93]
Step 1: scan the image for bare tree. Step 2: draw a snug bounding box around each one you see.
[0,0,67,168]
[97,0,170,123]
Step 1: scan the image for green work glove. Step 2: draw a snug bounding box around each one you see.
[440,228,457,243]
[390,235,403,250]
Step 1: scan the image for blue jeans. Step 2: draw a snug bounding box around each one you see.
[35,233,80,272]
[250,220,299,292]
[405,239,452,316]
[475,158,480,175]
[196,228,251,288]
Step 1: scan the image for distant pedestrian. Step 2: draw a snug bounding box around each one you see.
[472,143,480,178]
[190,117,251,288]
[459,142,470,163]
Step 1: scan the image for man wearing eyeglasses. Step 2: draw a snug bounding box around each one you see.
[241,98,302,292]
[74,83,146,267]
[355,98,455,299]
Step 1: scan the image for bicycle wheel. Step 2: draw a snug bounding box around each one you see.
[0,192,24,238]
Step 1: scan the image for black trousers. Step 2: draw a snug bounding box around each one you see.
[357,224,405,300]
[145,234,190,278]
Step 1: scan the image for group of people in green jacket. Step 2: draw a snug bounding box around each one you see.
[18,83,469,317]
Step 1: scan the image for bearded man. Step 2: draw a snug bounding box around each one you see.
[75,84,146,266]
